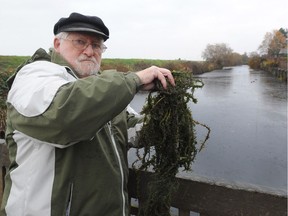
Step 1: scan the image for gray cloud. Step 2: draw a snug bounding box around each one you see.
[0,0,287,60]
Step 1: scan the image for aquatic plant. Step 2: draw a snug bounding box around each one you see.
[133,71,210,216]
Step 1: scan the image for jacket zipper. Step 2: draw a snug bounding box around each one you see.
[108,122,126,216]
[65,183,74,216]
[65,68,125,215]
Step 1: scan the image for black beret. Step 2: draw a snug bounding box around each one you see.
[53,12,109,41]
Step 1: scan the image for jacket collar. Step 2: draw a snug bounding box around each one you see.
[50,48,79,79]
[50,48,73,68]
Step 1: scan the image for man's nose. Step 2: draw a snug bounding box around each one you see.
[83,44,94,56]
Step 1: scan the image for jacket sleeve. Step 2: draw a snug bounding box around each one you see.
[126,105,144,148]
[7,63,142,146]
[126,105,144,128]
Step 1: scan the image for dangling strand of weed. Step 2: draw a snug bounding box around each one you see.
[133,71,210,216]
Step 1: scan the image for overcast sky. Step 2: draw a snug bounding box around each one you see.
[0,0,286,60]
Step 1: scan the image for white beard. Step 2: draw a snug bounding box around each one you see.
[74,55,101,77]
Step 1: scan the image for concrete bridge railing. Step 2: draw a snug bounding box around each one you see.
[0,145,287,215]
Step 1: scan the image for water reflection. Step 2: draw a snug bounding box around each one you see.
[129,65,287,195]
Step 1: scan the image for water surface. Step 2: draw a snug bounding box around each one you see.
[129,65,287,195]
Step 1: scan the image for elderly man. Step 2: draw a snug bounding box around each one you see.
[0,12,174,216]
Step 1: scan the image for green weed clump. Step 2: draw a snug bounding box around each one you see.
[133,71,210,216]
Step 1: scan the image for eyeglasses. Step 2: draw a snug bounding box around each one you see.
[62,38,107,54]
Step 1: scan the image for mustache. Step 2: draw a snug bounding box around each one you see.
[77,55,97,63]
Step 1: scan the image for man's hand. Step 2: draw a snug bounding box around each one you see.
[135,66,175,91]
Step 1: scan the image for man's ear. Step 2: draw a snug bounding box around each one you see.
[54,37,61,51]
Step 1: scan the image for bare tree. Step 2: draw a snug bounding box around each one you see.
[258,32,273,56]
[258,29,287,57]
[202,43,233,67]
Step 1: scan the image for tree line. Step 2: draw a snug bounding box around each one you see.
[201,28,287,70]
[249,28,287,71]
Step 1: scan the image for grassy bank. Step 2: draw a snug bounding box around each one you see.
[101,58,216,74]
[0,55,217,125]
[0,56,217,76]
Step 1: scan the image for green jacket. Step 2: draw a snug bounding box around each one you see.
[1,48,142,216]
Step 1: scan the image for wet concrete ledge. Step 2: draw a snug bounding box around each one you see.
[1,144,286,215]
[128,169,287,216]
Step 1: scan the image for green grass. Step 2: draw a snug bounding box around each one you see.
[0,55,214,75]
[0,56,215,109]
[0,55,216,131]
[0,56,30,74]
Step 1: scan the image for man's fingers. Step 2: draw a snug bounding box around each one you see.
[135,66,175,91]
[164,72,175,86]
[157,68,175,88]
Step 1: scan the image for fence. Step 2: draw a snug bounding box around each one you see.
[128,169,287,216]
[0,145,287,215]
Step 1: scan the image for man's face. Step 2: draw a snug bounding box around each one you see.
[54,32,105,78]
